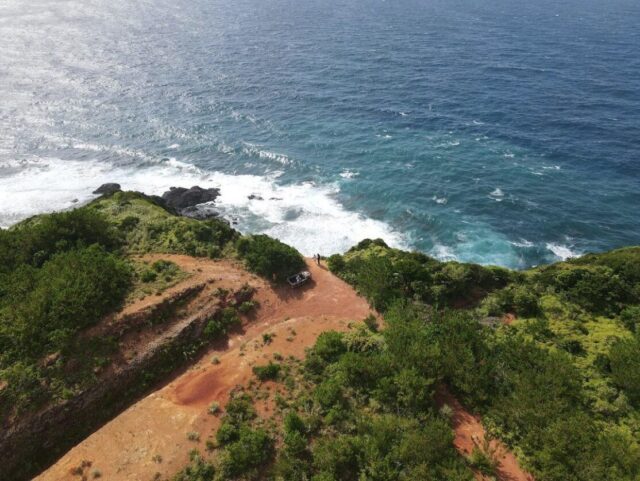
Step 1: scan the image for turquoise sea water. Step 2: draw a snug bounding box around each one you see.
[1,0,639,268]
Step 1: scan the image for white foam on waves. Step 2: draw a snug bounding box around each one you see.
[489,187,504,201]
[546,243,580,261]
[241,143,292,166]
[0,157,406,256]
[339,170,359,179]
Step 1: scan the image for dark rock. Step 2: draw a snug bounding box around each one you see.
[161,186,220,211]
[92,183,121,195]
[180,205,221,220]
[248,194,263,200]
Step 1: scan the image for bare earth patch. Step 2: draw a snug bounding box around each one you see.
[35,258,371,481]
[437,387,535,481]
[36,257,532,481]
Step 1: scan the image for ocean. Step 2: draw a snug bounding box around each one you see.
[1,0,639,268]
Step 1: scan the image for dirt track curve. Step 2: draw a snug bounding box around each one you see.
[36,255,532,481]
[36,257,372,481]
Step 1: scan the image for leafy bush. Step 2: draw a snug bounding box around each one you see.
[253,362,281,381]
[326,254,346,273]
[0,245,131,420]
[238,300,257,314]
[172,451,215,481]
[535,261,637,314]
[208,401,220,415]
[468,446,497,475]
[0,208,121,273]
[330,240,513,311]
[0,246,131,364]
[204,307,240,339]
[140,269,157,283]
[304,332,347,376]
[91,191,238,256]
[236,234,305,282]
[609,337,640,404]
[219,426,273,478]
[620,306,640,332]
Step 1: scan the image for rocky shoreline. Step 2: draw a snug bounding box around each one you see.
[93,183,223,220]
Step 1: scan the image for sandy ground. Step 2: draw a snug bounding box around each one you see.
[36,257,372,481]
[437,387,534,481]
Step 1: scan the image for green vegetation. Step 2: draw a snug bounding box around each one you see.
[237,300,257,314]
[4,195,640,481]
[172,451,215,481]
[252,362,281,381]
[0,192,241,427]
[322,241,640,481]
[129,259,190,300]
[208,401,221,415]
[236,234,305,282]
[91,191,237,257]
[183,324,474,480]
[468,444,497,476]
[327,238,514,310]
[0,209,132,420]
[204,307,241,339]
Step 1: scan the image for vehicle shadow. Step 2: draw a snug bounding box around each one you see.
[274,277,316,301]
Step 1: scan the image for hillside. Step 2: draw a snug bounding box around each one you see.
[1,191,639,481]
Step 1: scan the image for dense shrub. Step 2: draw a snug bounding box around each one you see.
[534,261,638,314]
[90,191,238,256]
[481,284,540,317]
[204,307,241,339]
[236,234,305,282]
[326,254,346,273]
[304,331,347,376]
[252,362,281,381]
[0,245,131,419]
[609,337,640,405]
[329,240,513,311]
[0,208,121,273]
[219,426,273,478]
[171,451,215,481]
[620,306,640,332]
[0,246,131,364]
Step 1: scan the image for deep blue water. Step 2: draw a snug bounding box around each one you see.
[1,0,639,268]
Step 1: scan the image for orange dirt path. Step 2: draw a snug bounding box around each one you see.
[437,387,535,481]
[35,257,372,481]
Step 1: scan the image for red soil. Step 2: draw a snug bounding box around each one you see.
[36,258,372,481]
[35,256,531,481]
[437,387,534,481]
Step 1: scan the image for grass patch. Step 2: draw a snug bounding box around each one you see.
[127,258,191,301]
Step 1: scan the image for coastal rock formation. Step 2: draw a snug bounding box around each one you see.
[179,205,221,220]
[161,186,220,212]
[92,183,121,195]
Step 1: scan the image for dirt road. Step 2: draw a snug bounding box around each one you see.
[36,257,372,481]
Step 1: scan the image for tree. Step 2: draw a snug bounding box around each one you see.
[236,235,305,282]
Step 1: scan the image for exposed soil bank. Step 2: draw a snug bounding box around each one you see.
[36,259,372,481]
[437,387,534,481]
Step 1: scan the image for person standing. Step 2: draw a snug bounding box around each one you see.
[316,253,321,265]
